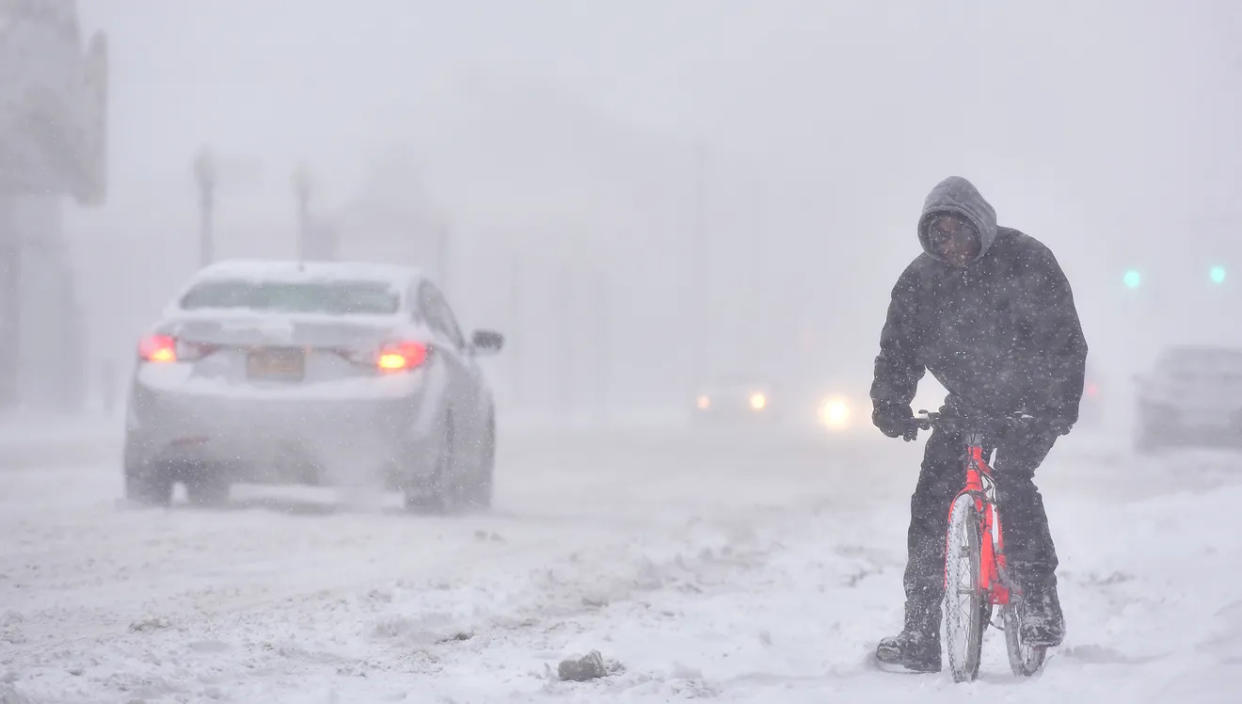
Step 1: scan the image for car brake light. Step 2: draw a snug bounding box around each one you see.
[139,335,177,363]
[138,335,214,363]
[376,342,428,372]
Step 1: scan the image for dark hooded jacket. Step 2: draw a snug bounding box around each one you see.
[871,177,1088,423]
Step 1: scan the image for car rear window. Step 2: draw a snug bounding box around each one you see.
[180,280,400,315]
[1161,348,1242,379]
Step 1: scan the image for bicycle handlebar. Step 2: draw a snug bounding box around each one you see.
[909,410,1043,437]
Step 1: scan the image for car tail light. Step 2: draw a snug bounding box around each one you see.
[376,341,428,373]
[138,335,177,363]
[137,335,214,363]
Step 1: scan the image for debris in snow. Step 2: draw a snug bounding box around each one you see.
[129,617,172,632]
[843,566,881,587]
[556,650,621,681]
[1083,571,1134,586]
[473,530,505,543]
[366,589,394,604]
[435,632,473,644]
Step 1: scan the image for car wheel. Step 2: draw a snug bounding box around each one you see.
[468,414,495,510]
[404,416,455,514]
[184,464,230,507]
[124,449,173,506]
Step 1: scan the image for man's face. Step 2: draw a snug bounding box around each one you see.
[927,214,980,267]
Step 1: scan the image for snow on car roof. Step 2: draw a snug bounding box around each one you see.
[1160,345,1242,368]
[191,260,426,288]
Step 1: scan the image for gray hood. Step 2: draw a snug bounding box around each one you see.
[917,176,998,264]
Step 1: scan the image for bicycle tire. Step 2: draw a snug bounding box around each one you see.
[944,494,984,682]
[1002,600,1047,676]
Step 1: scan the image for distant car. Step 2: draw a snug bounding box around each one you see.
[1133,345,1242,453]
[1076,363,1105,429]
[812,393,857,432]
[123,260,503,511]
[693,374,776,422]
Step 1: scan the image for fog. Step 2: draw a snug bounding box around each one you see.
[5,2,1242,701]
[53,0,1239,420]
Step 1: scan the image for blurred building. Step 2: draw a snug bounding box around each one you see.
[0,0,107,412]
[327,148,449,283]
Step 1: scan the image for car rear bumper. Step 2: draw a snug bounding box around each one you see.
[125,374,440,486]
[1142,425,1242,447]
[1139,404,1242,447]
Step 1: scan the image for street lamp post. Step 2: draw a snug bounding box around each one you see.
[293,164,312,263]
[193,149,215,268]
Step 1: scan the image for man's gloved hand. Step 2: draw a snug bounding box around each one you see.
[1045,416,1074,437]
[1019,414,1073,444]
[873,403,915,440]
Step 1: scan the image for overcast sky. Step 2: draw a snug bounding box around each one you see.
[67,0,1242,409]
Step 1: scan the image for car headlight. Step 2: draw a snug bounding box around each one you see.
[749,392,768,411]
[697,395,712,410]
[818,396,851,430]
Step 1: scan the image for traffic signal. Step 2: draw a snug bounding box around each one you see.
[1123,269,1142,289]
[1210,265,1227,285]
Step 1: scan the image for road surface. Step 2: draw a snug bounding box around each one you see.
[2,420,1239,702]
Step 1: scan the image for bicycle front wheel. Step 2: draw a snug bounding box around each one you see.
[944,494,984,682]
[1003,601,1047,676]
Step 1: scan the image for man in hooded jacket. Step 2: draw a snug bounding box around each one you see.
[870,176,1087,672]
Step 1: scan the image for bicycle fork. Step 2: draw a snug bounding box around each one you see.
[953,442,1013,607]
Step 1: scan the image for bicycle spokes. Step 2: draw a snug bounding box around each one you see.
[944,494,984,682]
[920,412,1052,680]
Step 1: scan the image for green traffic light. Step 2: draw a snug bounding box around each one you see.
[1123,270,1142,289]
[1210,265,1227,285]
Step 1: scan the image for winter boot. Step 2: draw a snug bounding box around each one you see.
[1019,581,1065,646]
[875,600,941,673]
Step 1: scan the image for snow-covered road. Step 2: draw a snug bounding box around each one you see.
[2,421,1240,703]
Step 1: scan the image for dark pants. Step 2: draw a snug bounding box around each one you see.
[902,426,1059,629]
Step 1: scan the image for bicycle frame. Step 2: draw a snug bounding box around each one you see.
[947,432,1012,607]
[919,410,1049,679]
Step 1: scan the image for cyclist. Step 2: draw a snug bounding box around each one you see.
[870,176,1087,672]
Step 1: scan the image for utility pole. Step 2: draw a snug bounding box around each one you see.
[0,196,16,408]
[748,173,765,373]
[689,143,709,395]
[436,224,451,293]
[508,255,523,408]
[593,267,609,422]
[193,149,215,268]
[292,163,311,263]
[556,265,573,419]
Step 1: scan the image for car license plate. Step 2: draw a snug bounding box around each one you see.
[247,347,305,381]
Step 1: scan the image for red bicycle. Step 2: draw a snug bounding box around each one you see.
[911,411,1048,682]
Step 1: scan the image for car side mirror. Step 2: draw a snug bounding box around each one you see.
[471,330,504,355]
